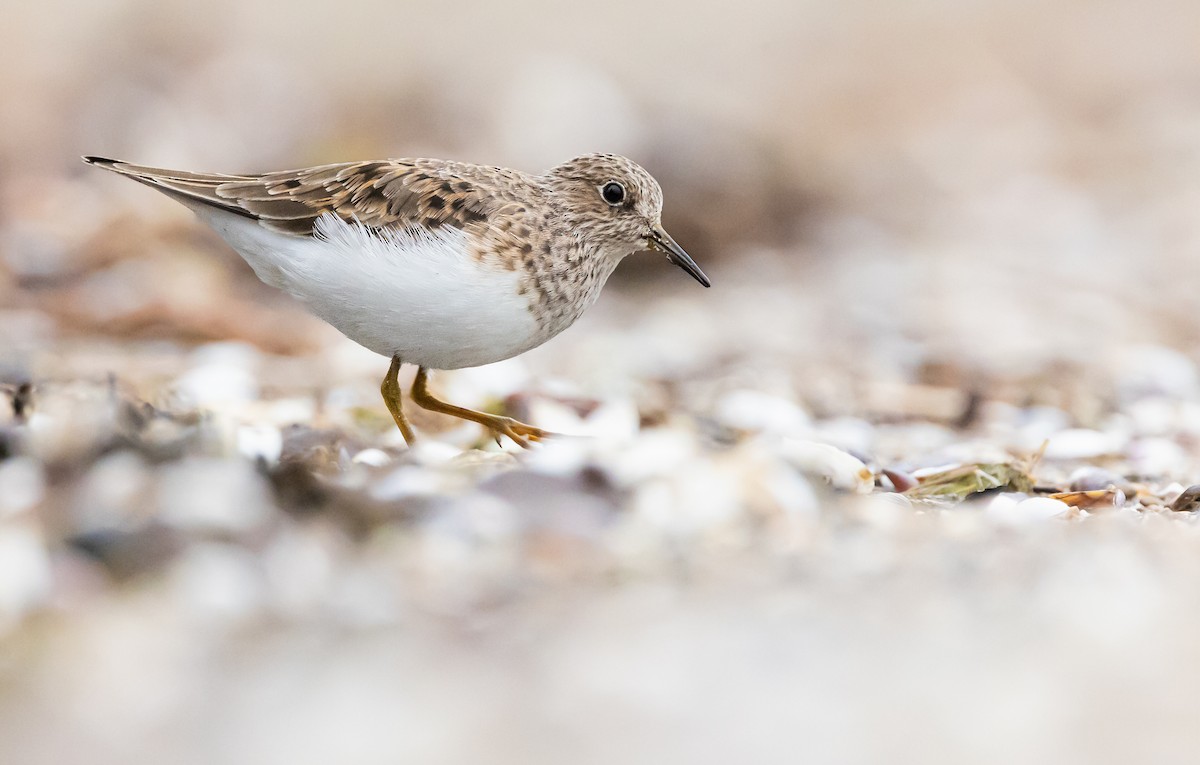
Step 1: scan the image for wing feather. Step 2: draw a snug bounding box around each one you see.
[82,156,514,237]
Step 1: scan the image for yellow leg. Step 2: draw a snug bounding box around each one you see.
[410,366,547,448]
[380,355,417,445]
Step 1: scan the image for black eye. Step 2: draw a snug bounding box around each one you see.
[600,181,625,206]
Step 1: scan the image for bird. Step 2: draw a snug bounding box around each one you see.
[83,153,710,447]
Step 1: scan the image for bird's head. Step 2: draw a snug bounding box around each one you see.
[545,154,709,287]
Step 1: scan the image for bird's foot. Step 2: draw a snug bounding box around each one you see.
[483,416,549,449]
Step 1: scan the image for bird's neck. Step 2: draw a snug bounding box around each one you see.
[524,231,622,341]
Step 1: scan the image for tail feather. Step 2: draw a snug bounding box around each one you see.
[82,155,258,220]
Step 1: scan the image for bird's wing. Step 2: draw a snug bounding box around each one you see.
[83,156,508,237]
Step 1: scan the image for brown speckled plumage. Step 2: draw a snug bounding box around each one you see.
[84,153,703,337]
[84,152,708,447]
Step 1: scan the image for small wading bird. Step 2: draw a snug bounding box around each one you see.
[84,153,710,447]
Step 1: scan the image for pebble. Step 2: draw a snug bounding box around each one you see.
[525,398,587,436]
[985,495,1073,527]
[1068,466,1127,492]
[407,440,466,467]
[438,358,531,404]
[581,398,641,441]
[608,428,698,487]
[352,448,392,467]
[369,465,448,502]
[779,439,873,493]
[713,388,810,435]
[522,437,591,477]
[175,342,261,407]
[236,424,283,464]
[1170,485,1200,512]
[0,457,44,517]
[71,451,151,532]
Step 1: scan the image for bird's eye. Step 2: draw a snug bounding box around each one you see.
[600,181,625,206]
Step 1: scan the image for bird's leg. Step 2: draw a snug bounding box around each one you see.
[410,366,547,448]
[380,355,417,445]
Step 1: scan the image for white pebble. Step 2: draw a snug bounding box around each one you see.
[262,397,318,425]
[440,358,531,403]
[72,451,151,532]
[985,495,1072,527]
[0,458,44,517]
[582,398,641,441]
[175,343,261,407]
[352,448,392,467]
[525,398,586,435]
[669,460,743,531]
[779,438,873,493]
[714,388,810,435]
[608,428,697,487]
[369,466,445,501]
[236,425,283,464]
[524,437,591,477]
[1068,466,1125,492]
[407,440,464,466]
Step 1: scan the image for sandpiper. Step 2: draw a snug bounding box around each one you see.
[84,153,710,447]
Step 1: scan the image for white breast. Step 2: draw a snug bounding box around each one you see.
[194,209,541,369]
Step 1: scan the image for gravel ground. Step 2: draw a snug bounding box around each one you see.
[7,285,1200,764]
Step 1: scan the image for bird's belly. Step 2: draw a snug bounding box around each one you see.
[205,212,543,369]
[308,273,541,370]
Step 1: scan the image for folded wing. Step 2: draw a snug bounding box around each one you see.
[83,156,504,237]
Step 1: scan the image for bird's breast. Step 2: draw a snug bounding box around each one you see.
[302,215,552,368]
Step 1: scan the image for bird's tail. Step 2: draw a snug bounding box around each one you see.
[81,155,256,220]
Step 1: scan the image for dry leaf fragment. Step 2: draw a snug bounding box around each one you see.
[904,462,1034,501]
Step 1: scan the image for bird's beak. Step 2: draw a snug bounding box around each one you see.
[646,227,710,288]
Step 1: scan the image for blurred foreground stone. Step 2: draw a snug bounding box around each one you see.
[3,332,1200,764]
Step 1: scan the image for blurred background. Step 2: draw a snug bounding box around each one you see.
[6,1,1200,763]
